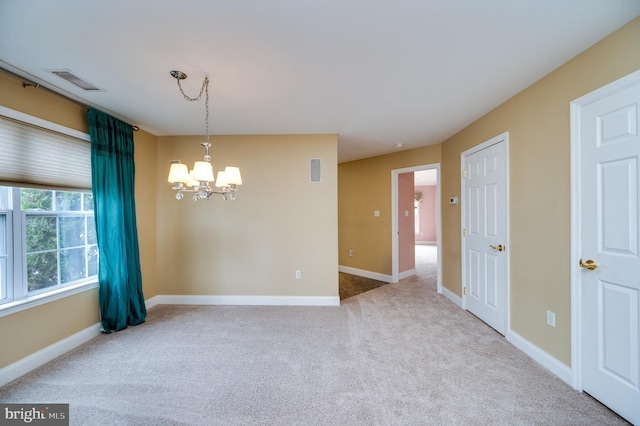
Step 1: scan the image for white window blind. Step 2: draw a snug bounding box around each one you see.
[0,109,91,190]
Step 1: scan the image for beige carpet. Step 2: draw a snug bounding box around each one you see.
[0,247,626,425]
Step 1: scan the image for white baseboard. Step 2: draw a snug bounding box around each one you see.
[0,322,102,388]
[399,269,416,280]
[416,241,437,245]
[440,285,462,308]
[151,295,340,307]
[338,266,393,283]
[507,329,573,386]
[145,295,161,310]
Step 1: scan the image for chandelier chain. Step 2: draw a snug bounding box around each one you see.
[176,76,210,144]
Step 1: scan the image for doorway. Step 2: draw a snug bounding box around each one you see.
[391,164,441,293]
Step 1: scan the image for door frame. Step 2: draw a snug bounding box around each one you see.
[570,69,640,391]
[460,133,510,330]
[391,163,441,291]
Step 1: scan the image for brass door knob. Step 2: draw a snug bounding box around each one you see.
[489,244,505,252]
[579,258,598,270]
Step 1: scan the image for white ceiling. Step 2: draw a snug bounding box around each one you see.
[1,1,639,163]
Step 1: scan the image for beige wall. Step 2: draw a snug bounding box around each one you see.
[133,129,159,299]
[156,134,338,297]
[338,145,441,274]
[0,72,157,369]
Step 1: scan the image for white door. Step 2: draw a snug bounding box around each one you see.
[577,74,640,424]
[462,134,508,335]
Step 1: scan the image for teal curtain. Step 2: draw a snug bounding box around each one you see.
[88,108,146,333]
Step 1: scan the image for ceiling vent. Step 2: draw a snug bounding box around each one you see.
[48,69,103,91]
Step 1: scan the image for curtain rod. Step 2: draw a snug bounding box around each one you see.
[0,67,139,131]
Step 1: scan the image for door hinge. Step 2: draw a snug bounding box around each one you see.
[462,169,468,178]
[463,228,467,237]
[464,287,467,296]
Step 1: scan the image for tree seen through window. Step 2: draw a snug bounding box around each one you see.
[21,189,97,292]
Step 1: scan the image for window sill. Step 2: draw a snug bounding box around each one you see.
[0,281,99,318]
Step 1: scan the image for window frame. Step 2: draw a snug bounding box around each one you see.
[0,209,12,304]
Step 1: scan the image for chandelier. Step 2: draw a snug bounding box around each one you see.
[166,70,242,201]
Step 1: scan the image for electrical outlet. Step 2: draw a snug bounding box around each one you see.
[349,249,353,257]
[546,310,556,327]
[295,270,301,279]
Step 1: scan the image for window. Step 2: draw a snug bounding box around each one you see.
[0,187,97,307]
[23,189,97,293]
[0,107,95,313]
